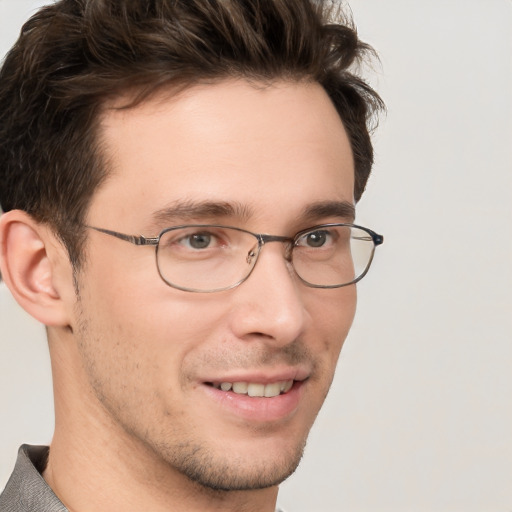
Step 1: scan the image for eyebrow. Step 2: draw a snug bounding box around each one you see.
[147,199,355,233]
[149,200,253,230]
[299,200,356,224]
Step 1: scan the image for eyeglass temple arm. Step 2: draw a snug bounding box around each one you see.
[87,226,159,246]
[372,232,384,246]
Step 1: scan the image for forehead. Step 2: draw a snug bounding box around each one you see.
[90,79,354,230]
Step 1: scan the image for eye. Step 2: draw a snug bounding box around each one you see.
[159,227,240,257]
[296,229,333,248]
[178,231,221,250]
[185,233,213,249]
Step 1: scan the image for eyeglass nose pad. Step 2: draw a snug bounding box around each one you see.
[283,242,293,262]
[246,248,257,265]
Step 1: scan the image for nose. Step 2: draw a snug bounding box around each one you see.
[228,242,307,345]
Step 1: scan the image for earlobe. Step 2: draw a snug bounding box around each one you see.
[0,210,72,327]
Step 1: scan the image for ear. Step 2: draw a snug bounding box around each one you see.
[0,210,73,327]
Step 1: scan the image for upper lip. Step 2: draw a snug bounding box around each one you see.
[202,366,311,385]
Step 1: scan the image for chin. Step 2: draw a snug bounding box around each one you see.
[182,445,305,492]
[155,432,308,492]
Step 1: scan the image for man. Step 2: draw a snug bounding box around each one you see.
[0,0,384,511]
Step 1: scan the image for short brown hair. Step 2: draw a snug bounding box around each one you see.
[0,0,384,270]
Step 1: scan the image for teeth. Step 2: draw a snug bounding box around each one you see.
[282,380,293,393]
[232,382,248,394]
[264,382,281,398]
[247,383,265,397]
[213,380,294,397]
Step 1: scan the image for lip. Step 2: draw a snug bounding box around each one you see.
[201,380,305,423]
[199,367,310,423]
[202,366,311,386]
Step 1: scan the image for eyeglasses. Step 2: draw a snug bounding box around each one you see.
[87,223,383,293]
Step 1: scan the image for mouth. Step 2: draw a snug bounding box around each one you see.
[207,380,294,398]
[201,370,309,422]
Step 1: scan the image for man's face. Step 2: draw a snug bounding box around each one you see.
[75,79,356,490]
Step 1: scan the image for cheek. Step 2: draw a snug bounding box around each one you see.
[79,273,229,377]
[309,286,356,360]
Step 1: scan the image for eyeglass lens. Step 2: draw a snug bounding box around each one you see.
[155,225,376,292]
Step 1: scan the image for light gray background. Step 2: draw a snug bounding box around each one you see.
[1,1,511,511]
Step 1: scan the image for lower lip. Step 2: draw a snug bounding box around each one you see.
[201,381,305,423]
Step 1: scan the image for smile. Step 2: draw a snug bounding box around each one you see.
[209,380,294,398]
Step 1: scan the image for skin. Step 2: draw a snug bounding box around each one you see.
[0,79,356,512]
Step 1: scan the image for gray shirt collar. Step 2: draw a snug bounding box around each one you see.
[0,445,67,512]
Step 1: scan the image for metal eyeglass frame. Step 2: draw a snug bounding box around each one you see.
[86,223,384,293]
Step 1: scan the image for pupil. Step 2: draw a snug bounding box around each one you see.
[190,234,210,249]
[307,231,326,247]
